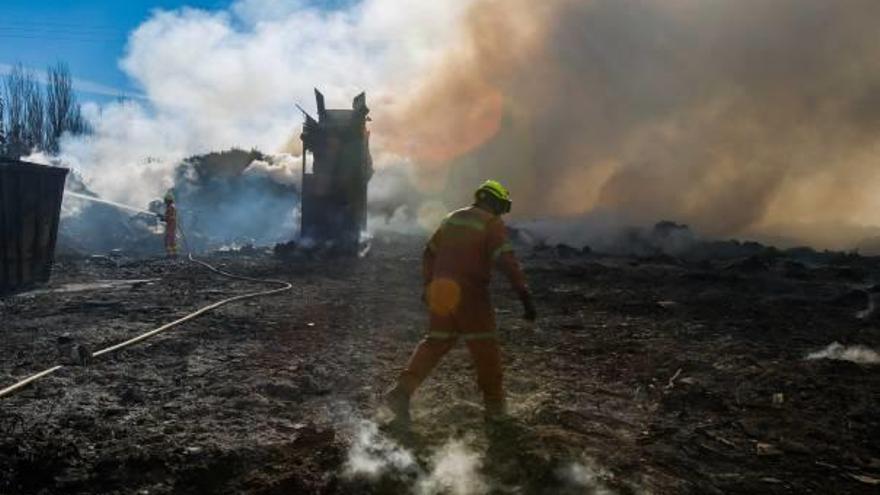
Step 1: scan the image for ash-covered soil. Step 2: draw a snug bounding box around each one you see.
[1,234,879,494]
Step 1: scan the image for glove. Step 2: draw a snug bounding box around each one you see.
[519,290,537,322]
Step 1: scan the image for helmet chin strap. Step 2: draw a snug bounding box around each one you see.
[475,193,510,215]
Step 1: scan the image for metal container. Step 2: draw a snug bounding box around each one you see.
[0,158,68,294]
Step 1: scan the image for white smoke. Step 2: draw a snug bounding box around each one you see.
[806,342,880,365]
[52,0,474,208]
[243,154,301,187]
[344,419,489,494]
[416,438,488,495]
[557,461,616,494]
[344,419,418,479]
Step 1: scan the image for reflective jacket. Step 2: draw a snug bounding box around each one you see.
[422,205,527,334]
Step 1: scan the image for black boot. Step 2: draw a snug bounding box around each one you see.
[484,400,514,436]
[384,385,411,425]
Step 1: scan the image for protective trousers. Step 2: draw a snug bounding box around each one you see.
[164,204,178,256]
[398,334,504,414]
[164,223,177,256]
[398,284,505,414]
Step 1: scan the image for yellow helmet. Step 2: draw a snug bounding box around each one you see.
[475,180,511,213]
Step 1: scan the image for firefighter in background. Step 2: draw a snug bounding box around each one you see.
[157,192,178,257]
[386,180,537,425]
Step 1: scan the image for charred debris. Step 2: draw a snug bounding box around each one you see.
[278,89,373,257]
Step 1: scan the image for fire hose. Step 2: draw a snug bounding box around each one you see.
[0,199,293,399]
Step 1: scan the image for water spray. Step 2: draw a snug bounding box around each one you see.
[64,190,158,216]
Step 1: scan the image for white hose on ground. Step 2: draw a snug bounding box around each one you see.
[91,254,292,358]
[0,217,293,399]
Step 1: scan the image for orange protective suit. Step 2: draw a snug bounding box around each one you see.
[164,203,177,256]
[397,205,528,413]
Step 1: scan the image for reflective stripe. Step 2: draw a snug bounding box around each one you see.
[443,216,486,232]
[491,241,514,260]
[428,331,456,340]
[426,331,497,340]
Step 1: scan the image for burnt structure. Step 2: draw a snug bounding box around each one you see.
[300,89,372,252]
[0,158,68,294]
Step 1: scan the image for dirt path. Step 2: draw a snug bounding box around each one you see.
[1,236,878,493]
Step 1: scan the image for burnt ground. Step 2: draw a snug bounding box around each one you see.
[1,234,879,494]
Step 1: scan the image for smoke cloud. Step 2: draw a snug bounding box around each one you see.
[44,0,880,249]
[378,0,880,248]
[51,0,472,209]
[170,149,300,248]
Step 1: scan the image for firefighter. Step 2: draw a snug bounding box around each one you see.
[386,180,537,425]
[157,192,178,257]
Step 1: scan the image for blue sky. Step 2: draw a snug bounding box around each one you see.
[0,1,352,102]
[0,0,233,100]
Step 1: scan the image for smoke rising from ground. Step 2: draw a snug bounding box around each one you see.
[557,460,615,494]
[343,419,489,494]
[416,439,488,495]
[807,342,880,365]
[42,0,880,249]
[344,419,418,480]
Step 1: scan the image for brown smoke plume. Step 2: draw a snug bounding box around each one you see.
[376,0,880,248]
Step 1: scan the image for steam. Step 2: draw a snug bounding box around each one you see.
[344,420,489,495]
[806,342,880,365]
[557,461,615,494]
[344,420,418,479]
[416,439,488,495]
